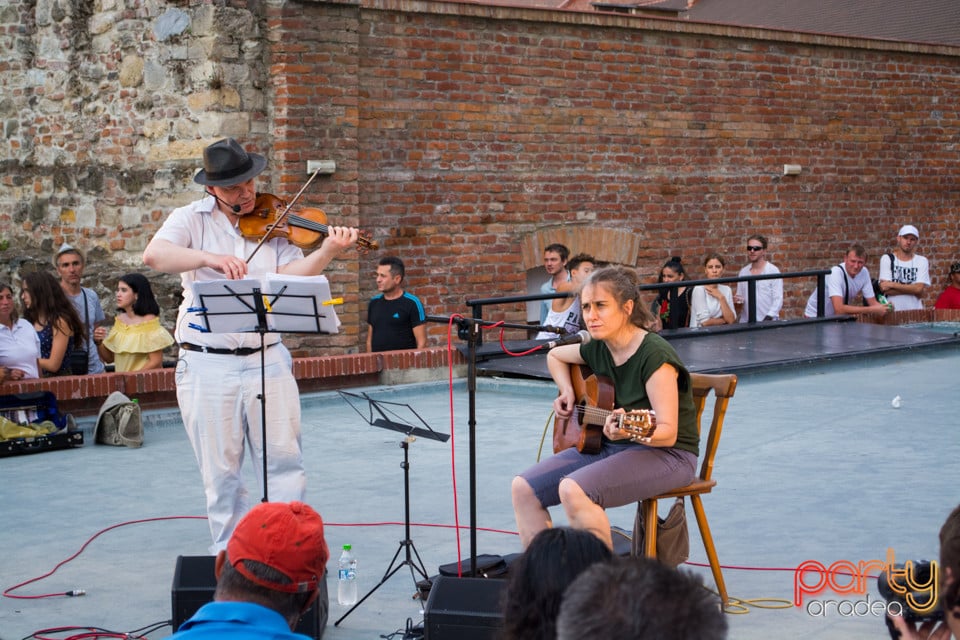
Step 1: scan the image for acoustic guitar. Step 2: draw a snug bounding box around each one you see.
[552,364,657,454]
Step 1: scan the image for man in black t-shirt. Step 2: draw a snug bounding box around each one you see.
[366,256,427,352]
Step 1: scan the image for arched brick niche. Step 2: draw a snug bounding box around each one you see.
[521,227,640,270]
[521,226,640,321]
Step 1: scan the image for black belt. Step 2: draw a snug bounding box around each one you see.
[180,342,278,356]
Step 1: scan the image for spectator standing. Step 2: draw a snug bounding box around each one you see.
[366,256,427,352]
[878,224,930,311]
[535,253,595,340]
[95,273,175,372]
[0,282,40,383]
[734,235,783,322]
[803,244,890,318]
[689,253,736,328]
[170,501,329,639]
[500,527,612,640]
[55,244,106,373]
[934,261,960,310]
[556,556,728,640]
[539,243,570,324]
[20,271,86,377]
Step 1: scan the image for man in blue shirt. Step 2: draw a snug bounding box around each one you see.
[171,501,329,639]
[366,256,427,352]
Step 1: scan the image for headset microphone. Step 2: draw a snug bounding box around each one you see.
[207,190,241,213]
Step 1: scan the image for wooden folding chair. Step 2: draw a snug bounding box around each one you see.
[633,372,738,605]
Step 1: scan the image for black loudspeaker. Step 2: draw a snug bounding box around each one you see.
[424,576,505,640]
[171,555,328,638]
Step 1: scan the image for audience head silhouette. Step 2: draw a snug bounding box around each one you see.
[556,556,727,640]
[499,526,613,640]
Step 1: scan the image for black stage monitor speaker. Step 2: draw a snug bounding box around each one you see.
[171,555,328,638]
[424,576,505,640]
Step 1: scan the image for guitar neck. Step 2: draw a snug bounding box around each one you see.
[578,405,618,427]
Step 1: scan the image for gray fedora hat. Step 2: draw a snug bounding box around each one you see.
[193,138,267,187]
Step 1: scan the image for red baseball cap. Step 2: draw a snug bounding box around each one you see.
[227,501,329,594]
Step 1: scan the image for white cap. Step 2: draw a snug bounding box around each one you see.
[53,243,84,266]
[897,225,919,239]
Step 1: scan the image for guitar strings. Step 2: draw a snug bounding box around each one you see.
[575,405,655,434]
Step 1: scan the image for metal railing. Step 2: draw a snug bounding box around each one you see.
[465,268,833,344]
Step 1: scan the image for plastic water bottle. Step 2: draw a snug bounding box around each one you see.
[337,544,358,605]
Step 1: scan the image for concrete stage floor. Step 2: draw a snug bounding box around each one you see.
[2,321,959,640]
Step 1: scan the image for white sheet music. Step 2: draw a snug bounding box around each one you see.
[191,275,339,335]
[191,279,264,333]
[264,273,340,333]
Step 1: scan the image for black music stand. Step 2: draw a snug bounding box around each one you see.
[334,390,449,627]
[191,276,339,502]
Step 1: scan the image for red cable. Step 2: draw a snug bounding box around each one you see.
[325,520,518,536]
[29,628,129,640]
[3,516,206,600]
[497,325,546,357]
[5,511,872,606]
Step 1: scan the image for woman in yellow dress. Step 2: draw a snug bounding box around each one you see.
[94,273,174,372]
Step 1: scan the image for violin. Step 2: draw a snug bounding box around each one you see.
[239,192,378,253]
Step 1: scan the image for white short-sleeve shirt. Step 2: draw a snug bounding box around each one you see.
[151,196,304,349]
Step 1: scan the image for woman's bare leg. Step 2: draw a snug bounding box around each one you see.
[558,477,613,549]
[511,476,552,548]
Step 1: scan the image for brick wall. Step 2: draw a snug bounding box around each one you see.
[274,0,960,341]
[2,1,958,355]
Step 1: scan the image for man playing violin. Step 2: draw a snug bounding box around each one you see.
[511,265,699,550]
[143,137,359,552]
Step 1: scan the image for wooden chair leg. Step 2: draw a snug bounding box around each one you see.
[642,498,658,558]
[690,494,728,606]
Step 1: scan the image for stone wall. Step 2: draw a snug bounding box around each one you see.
[2,0,959,355]
[1,0,273,331]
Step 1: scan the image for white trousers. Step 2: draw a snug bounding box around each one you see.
[176,345,306,552]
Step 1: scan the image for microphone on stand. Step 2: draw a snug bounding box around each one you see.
[544,329,591,350]
[207,190,241,213]
[536,325,567,335]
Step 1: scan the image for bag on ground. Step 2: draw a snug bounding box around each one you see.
[94,391,143,448]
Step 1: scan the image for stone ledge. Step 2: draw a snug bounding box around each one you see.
[0,347,466,417]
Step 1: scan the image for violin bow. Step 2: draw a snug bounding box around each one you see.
[244,167,322,264]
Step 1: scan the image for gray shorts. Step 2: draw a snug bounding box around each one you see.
[519,443,698,509]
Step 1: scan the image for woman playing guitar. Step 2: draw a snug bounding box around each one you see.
[511,265,700,550]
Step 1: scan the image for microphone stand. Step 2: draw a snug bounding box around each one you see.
[424,314,534,578]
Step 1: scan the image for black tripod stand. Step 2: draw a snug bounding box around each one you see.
[335,392,449,626]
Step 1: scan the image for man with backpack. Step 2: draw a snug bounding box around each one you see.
[803,244,890,318]
[877,224,930,311]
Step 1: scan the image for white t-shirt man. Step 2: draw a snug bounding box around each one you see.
[735,262,783,322]
[804,263,874,317]
[878,253,930,311]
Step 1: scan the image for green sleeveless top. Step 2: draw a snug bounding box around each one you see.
[580,332,699,456]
